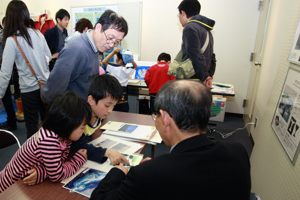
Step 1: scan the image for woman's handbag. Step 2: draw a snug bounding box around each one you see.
[12,35,46,104]
[168,21,210,79]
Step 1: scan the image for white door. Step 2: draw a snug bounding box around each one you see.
[244,0,272,131]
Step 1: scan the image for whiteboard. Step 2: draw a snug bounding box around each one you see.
[71,2,142,58]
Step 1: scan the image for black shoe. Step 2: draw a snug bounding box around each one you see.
[0,122,17,131]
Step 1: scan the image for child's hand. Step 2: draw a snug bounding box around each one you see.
[114,48,121,53]
[105,149,130,165]
[77,149,87,160]
[23,168,37,186]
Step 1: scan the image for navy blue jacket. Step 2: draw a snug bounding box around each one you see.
[182,15,215,81]
[44,25,68,55]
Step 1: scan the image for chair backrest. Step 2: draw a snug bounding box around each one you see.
[0,129,21,149]
[250,193,261,200]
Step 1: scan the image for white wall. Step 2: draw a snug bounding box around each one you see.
[0,0,259,114]
[249,0,300,199]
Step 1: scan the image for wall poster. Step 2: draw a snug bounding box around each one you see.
[288,22,300,65]
[271,66,300,164]
[71,5,118,34]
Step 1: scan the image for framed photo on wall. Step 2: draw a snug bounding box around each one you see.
[271,66,300,164]
[288,22,300,65]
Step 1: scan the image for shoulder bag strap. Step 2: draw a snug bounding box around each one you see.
[12,35,39,81]
[187,20,210,53]
[201,32,209,53]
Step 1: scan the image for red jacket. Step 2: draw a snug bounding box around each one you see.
[144,62,176,94]
[34,14,55,35]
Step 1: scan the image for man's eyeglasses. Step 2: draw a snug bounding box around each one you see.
[103,31,120,47]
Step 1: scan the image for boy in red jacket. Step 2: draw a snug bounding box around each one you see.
[144,53,176,114]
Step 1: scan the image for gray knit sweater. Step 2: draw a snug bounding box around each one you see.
[0,28,51,98]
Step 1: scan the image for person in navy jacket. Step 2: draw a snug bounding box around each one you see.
[44,9,69,71]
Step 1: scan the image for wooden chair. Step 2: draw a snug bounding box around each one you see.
[0,129,21,149]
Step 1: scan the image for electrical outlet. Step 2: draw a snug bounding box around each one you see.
[254,118,257,128]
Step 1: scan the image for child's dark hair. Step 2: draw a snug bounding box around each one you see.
[42,91,91,139]
[117,52,125,65]
[157,53,171,62]
[88,74,123,104]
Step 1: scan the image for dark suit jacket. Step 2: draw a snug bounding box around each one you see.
[90,134,251,200]
[44,25,68,55]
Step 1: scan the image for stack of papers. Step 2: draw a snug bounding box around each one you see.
[61,121,162,198]
[63,168,106,198]
[62,153,143,198]
[211,82,234,94]
[101,121,162,144]
[62,135,145,198]
[128,79,141,84]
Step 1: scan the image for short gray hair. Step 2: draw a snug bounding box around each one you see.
[154,80,212,132]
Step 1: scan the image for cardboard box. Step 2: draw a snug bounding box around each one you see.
[210,97,226,122]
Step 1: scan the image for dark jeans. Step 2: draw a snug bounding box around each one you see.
[149,93,156,115]
[21,89,46,138]
[2,85,16,128]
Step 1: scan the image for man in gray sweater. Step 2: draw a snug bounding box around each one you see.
[41,10,128,103]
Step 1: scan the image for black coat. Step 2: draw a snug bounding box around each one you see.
[90,134,251,200]
[44,25,68,55]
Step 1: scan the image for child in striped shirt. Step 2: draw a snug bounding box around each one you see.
[0,91,91,193]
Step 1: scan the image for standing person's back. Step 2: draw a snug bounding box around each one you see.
[178,0,216,88]
[144,52,175,114]
[0,0,51,138]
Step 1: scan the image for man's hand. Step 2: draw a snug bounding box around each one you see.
[77,149,88,160]
[203,76,213,90]
[105,149,130,165]
[115,163,129,175]
[52,53,59,59]
[140,157,152,164]
[23,168,37,186]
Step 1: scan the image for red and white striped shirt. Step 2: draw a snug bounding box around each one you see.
[0,128,86,193]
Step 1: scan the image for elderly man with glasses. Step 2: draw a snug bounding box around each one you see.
[41,10,128,103]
